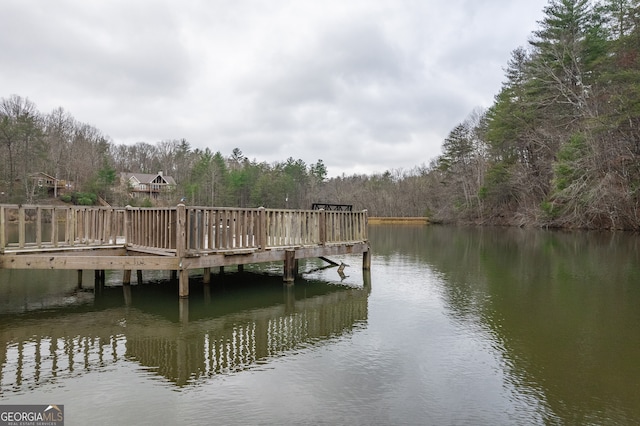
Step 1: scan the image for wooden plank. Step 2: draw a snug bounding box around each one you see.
[257,207,266,250]
[155,210,160,248]
[223,248,258,255]
[176,203,186,259]
[236,210,248,248]
[18,207,25,248]
[85,208,91,244]
[180,242,369,269]
[94,208,100,242]
[107,209,113,243]
[186,208,192,249]
[2,244,127,254]
[70,208,77,246]
[36,207,42,247]
[238,210,245,248]
[199,209,206,250]
[319,209,326,245]
[51,208,58,247]
[222,210,230,249]
[1,254,179,270]
[126,245,177,256]
[162,209,168,248]
[0,205,5,250]
[206,210,213,251]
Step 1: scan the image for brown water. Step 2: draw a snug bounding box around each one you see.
[1,225,639,425]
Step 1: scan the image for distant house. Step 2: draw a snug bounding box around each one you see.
[120,171,176,199]
[31,172,57,188]
[28,172,74,196]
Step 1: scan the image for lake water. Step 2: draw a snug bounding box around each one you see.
[1,225,639,425]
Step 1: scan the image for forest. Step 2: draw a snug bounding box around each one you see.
[1,0,640,229]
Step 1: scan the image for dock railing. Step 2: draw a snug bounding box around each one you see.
[0,204,368,255]
[181,207,369,253]
[0,205,126,251]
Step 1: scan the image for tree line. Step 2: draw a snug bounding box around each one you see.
[0,94,429,216]
[2,0,640,229]
[427,0,640,230]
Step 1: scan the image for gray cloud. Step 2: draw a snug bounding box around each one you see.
[0,0,548,177]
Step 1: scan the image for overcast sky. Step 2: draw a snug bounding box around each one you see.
[0,0,548,177]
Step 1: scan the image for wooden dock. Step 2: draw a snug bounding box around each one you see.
[0,204,370,297]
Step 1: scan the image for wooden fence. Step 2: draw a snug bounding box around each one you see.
[0,205,126,250]
[0,204,368,254]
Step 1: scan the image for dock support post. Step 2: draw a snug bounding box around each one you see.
[137,270,143,285]
[238,264,244,273]
[284,283,295,313]
[77,270,83,289]
[284,249,296,283]
[203,283,211,304]
[176,203,188,298]
[203,268,211,284]
[363,268,371,291]
[94,270,105,287]
[178,270,189,298]
[363,246,371,270]
[319,208,326,245]
[123,270,131,285]
[179,298,189,324]
[123,284,132,306]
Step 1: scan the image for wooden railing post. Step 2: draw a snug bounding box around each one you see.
[51,208,59,247]
[258,207,267,250]
[319,208,326,245]
[35,207,42,248]
[18,206,25,248]
[363,209,369,241]
[124,206,132,246]
[176,203,186,257]
[176,203,189,298]
[0,205,5,250]
[70,208,77,246]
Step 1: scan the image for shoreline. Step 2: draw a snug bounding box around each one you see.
[368,217,428,225]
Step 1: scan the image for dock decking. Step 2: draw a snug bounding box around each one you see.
[0,204,370,297]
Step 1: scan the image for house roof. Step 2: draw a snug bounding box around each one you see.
[121,172,177,186]
[30,172,57,180]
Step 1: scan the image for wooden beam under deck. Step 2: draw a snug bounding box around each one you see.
[0,242,369,271]
[0,254,179,270]
[180,243,370,269]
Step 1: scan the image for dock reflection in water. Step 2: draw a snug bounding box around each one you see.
[0,271,370,392]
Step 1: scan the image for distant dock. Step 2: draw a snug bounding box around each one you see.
[0,204,370,297]
[368,217,428,225]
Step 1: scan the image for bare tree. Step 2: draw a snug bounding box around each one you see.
[0,95,42,201]
[43,107,76,197]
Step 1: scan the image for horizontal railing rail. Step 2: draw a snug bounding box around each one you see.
[0,204,368,254]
